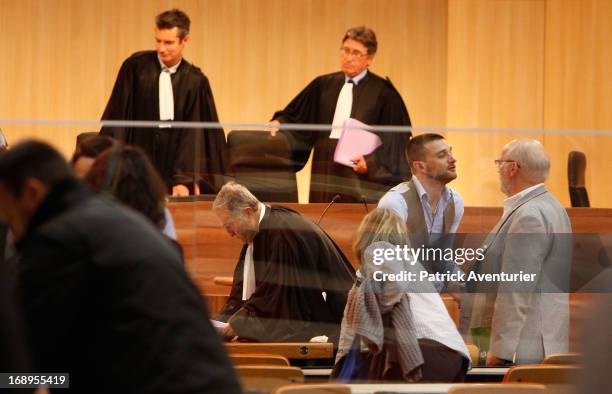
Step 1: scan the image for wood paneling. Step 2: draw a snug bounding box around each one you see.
[0,0,610,207]
[543,0,612,208]
[446,0,546,206]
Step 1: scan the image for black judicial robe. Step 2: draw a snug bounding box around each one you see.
[217,205,356,343]
[273,71,412,203]
[101,51,226,193]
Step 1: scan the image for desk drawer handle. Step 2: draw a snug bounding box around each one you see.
[299,346,309,355]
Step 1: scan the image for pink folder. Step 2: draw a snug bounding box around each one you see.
[333,118,382,167]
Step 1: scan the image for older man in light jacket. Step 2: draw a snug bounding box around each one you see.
[466,139,572,366]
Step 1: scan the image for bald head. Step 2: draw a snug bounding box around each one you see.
[502,139,550,184]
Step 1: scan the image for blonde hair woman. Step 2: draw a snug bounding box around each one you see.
[333,208,470,382]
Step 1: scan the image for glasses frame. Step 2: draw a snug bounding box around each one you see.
[494,159,521,168]
[340,46,368,59]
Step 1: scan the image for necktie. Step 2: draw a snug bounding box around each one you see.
[159,68,174,128]
[329,80,354,139]
[242,243,256,300]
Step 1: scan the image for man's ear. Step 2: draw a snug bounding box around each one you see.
[181,34,190,45]
[21,178,48,214]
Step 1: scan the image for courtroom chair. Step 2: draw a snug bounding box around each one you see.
[235,366,304,394]
[213,276,233,287]
[543,352,583,365]
[75,131,100,149]
[568,151,590,207]
[226,130,298,202]
[503,364,580,385]
[274,383,350,394]
[231,354,291,366]
[448,383,547,394]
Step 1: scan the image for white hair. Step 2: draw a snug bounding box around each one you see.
[504,139,550,183]
[212,181,259,216]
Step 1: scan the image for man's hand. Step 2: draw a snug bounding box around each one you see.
[351,156,368,174]
[266,119,280,137]
[222,323,236,339]
[486,353,510,366]
[172,184,190,197]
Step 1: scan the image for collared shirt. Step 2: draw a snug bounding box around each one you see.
[242,203,267,301]
[502,183,544,216]
[157,55,182,73]
[378,176,464,236]
[345,69,368,85]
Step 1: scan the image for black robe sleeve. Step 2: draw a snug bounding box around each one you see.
[219,207,355,342]
[272,78,321,172]
[172,73,226,193]
[100,59,134,143]
[363,78,412,186]
[216,246,247,322]
[228,236,315,342]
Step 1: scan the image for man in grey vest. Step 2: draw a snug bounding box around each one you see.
[378,133,463,291]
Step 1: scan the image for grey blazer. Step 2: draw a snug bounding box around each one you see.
[467,184,572,363]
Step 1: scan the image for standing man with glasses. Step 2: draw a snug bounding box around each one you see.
[466,139,572,366]
[269,26,412,203]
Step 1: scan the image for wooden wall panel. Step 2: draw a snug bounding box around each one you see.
[543,0,612,208]
[446,0,546,206]
[0,0,610,207]
[375,0,448,128]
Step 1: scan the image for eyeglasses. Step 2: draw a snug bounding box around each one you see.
[494,159,521,168]
[340,46,368,59]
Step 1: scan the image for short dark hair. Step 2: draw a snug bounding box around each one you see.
[85,146,167,228]
[343,26,377,55]
[71,135,117,164]
[156,9,190,40]
[405,133,445,168]
[0,140,73,196]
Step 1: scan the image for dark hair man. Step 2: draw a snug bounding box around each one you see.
[101,9,225,197]
[0,140,240,394]
[378,133,462,291]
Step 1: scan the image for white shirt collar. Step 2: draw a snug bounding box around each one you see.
[257,203,266,225]
[345,69,368,85]
[412,176,451,204]
[503,183,544,215]
[157,54,182,73]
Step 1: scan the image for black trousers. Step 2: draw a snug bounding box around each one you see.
[332,338,468,383]
[418,338,468,382]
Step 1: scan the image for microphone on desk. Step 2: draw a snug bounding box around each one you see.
[360,195,369,213]
[317,194,341,226]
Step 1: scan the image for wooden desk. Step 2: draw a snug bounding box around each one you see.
[226,342,333,360]
[169,201,612,351]
[348,383,454,394]
[168,201,612,297]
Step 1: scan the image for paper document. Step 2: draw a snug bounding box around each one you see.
[333,118,382,167]
[211,319,228,335]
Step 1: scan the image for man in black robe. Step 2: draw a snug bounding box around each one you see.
[270,26,412,203]
[101,9,225,196]
[213,182,356,343]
